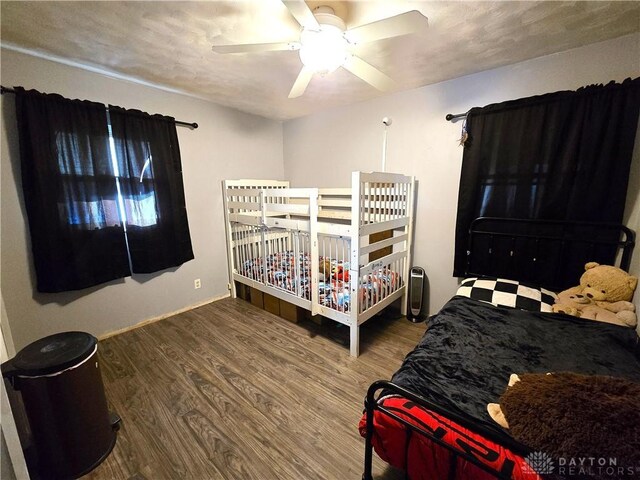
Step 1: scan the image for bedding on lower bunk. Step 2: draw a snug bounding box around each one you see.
[240,251,400,312]
[359,294,640,479]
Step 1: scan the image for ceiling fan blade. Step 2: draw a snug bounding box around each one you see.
[342,55,395,92]
[212,42,300,54]
[288,66,314,98]
[282,0,320,30]
[345,10,428,44]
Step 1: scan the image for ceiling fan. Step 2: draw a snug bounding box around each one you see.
[211,0,428,98]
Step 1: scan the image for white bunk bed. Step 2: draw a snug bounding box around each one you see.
[222,171,416,357]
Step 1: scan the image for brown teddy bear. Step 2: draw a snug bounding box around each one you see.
[552,262,637,327]
[551,289,593,317]
[319,259,332,282]
[487,373,640,468]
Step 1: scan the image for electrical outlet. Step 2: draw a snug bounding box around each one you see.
[194,278,201,289]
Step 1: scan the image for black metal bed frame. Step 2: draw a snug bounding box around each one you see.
[362,381,530,480]
[466,217,635,290]
[362,218,636,480]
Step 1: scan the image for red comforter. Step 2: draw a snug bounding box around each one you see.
[359,396,540,480]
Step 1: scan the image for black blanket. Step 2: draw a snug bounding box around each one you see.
[390,296,640,441]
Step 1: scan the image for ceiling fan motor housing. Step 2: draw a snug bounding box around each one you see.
[312,6,346,31]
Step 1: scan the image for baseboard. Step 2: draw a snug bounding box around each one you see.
[98,293,230,341]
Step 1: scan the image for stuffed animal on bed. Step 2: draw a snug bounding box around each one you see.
[551,288,593,316]
[487,372,640,467]
[319,259,333,282]
[552,262,637,327]
[332,264,349,282]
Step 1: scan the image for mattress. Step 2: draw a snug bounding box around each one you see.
[360,294,640,479]
[240,251,400,312]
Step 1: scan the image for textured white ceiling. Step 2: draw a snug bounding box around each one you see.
[1,1,638,120]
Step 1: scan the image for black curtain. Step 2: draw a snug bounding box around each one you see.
[109,106,194,273]
[453,78,640,277]
[15,88,130,292]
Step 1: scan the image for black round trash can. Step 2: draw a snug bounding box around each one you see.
[2,331,118,479]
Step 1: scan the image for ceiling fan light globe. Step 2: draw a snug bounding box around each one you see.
[299,25,348,74]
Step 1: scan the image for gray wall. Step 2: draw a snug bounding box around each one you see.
[283,33,640,315]
[1,49,284,350]
[2,34,639,349]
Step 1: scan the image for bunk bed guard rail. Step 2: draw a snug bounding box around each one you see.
[223,181,321,314]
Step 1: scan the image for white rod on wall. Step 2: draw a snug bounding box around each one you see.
[381,117,392,172]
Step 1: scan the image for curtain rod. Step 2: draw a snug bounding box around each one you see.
[445,111,469,122]
[0,85,199,129]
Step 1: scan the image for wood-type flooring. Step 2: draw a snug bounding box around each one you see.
[85,297,426,479]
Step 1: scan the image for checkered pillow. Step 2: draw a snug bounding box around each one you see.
[456,277,557,312]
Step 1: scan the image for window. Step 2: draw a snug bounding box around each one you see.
[14,88,193,292]
[453,79,640,279]
[57,120,160,235]
[477,163,549,218]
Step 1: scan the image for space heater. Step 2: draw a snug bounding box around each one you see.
[408,266,425,322]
